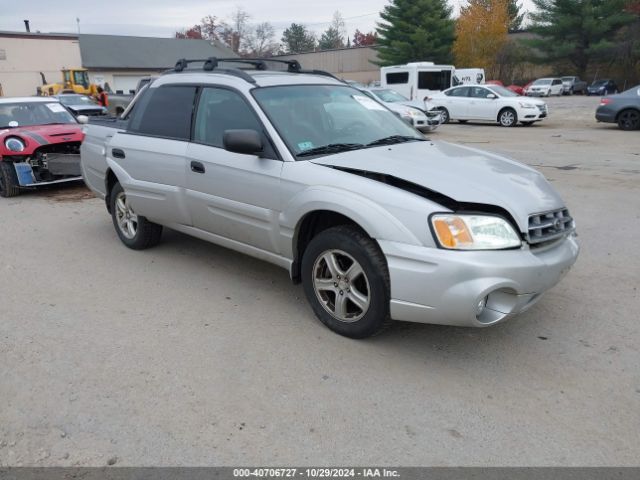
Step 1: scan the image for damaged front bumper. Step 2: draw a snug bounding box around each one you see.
[379,234,580,327]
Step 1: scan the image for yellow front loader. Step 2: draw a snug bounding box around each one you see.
[38,68,98,96]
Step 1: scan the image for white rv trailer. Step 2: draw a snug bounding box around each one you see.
[380,62,485,103]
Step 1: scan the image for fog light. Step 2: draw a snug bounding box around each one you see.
[476,296,488,316]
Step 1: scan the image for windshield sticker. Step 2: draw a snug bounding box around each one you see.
[46,103,66,113]
[298,141,314,151]
[353,95,386,111]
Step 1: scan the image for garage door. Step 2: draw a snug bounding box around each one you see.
[113,76,144,94]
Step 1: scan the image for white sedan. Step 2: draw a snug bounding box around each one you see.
[427,84,548,127]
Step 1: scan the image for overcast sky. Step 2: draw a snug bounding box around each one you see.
[0,0,535,39]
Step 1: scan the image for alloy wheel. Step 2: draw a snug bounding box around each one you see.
[312,249,371,323]
[114,191,139,239]
[619,110,640,131]
[500,110,516,127]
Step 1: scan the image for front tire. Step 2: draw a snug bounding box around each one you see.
[110,182,163,250]
[499,108,518,127]
[437,107,450,124]
[301,226,391,339]
[617,109,640,131]
[0,162,20,198]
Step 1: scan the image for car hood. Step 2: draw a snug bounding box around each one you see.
[398,99,428,111]
[311,141,565,232]
[0,123,83,151]
[67,104,104,112]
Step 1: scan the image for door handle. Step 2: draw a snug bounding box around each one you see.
[190,161,205,174]
[112,148,125,159]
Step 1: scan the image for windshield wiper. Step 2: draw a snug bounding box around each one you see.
[297,143,365,157]
[366,135,425,147]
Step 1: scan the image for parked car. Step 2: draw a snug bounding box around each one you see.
[507,84,525,96]
[0,97,85,197]
[360,87,442,132]
[524,78,564,97]
[81,58,579,339]
[55,93,107,116]
[587,79,618,96]
[561,76,587,95]
[427,84,548,127]
[595,85,640,131]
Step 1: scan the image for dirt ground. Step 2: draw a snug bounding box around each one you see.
[0,95,639,467]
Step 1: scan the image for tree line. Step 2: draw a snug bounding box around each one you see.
[174,8,378,57]
[378,0,639,83]
[175,1,640,84]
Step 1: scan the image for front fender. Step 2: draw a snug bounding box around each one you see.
[279,185,422,258]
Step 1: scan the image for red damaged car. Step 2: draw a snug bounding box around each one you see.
[0,97,85,197]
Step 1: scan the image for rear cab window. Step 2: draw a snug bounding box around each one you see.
[128,85,197,140]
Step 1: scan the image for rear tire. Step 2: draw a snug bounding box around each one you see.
[301,226,391,339]
[498,108,518,127]
[0,162,20,198]
[110,182,163,250]
[617,109,640,131]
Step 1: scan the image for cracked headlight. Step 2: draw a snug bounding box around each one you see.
[431,214,522,250]
[402,108,423,118]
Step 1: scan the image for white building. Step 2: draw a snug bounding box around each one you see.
[0,31,82,97]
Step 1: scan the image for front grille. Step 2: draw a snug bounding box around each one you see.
[527,208,574,245]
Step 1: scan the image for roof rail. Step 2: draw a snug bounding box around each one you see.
[169,57,342,84]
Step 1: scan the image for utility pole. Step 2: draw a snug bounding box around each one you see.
[76,17,80,34]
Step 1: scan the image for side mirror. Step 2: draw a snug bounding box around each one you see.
[223,129,263,156]
[77,115,89,124]
[486,93,497,99]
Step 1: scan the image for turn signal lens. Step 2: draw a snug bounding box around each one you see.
[431,214,522,250]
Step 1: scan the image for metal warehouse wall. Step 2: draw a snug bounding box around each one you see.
[0,33,82,97]
[275,46,380,85]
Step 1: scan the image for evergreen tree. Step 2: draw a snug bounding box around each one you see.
[281,23,316,53]
[508,0,526,31]
[376,0,455,65]
[529,0,634,76]
[318,27,345,50]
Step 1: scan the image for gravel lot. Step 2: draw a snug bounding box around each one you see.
[1,95,639,467]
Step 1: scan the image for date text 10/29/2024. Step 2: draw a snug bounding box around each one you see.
[233,468,400,478]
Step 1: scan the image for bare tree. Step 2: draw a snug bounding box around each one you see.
[246,22,279,57]
[199,15,227,42]
[222,7,251,53]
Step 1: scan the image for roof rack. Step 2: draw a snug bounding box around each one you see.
[169,57,343,84]
[171,58,256,84]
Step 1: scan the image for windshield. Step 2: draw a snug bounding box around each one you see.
[561,77,574,82]
[370,89,409,103]
[58,95,97,106]
[253,85,423,158]
[592,80,607,86]
[488,85,519,97]
[533,79,552,85]
[0,102,76,128]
